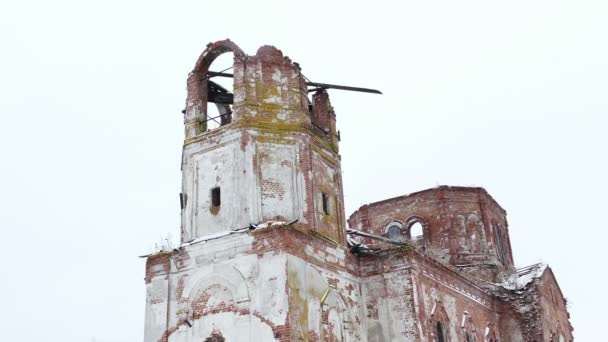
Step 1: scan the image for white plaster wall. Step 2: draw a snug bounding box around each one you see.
[181,130,257,241]
[192,142,238,236]
[359,270,418,342]
[145,233,291,342]
[383,270,418,340]
[257,142,300,222]
[144,277,169,342]
[286,254,363,342]
[181,129,308,242]
[361,276,390,342]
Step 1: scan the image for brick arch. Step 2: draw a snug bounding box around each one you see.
[453,214,486,254]
[430,302,451,342]
[190,282,235,319]
[192,39,246,75]
[321,289,352,342]
[186,39,247,132]
[182,269,250,304]
[461,314,478,342]
[466,214,487,253]
[382,220,404,240]
[404,215,428,246]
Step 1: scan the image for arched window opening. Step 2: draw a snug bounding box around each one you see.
[385,222,403,241]
[410,221,424,241]
[186,40,246,139]
[205,52,234,130]
[436,321,446,342]
[321,192,331,215]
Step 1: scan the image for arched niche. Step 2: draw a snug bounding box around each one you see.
[430,302,451,342]
[180,269,251,323]
[321,289,354,342]
[383,221,404,241]
[461,313,478,342]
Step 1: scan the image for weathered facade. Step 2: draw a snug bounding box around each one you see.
[143,40,573,341]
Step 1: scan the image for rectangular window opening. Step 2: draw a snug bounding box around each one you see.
[211,187,221,208]
[179,193,188,210]
[321,193,330,215]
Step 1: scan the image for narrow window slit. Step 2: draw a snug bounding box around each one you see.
[322,193,330,215]
[179,193,188,210]
[211,187,221,208]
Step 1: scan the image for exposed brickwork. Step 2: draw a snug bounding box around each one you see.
[143,40,573,342]
[348,186,514,282]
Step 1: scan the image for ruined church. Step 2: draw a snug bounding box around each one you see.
[143,40,573,341]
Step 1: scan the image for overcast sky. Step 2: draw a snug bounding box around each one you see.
[1,0,606,340]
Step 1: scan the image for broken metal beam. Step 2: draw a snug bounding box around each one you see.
[207,71,382,95]
[346,229,412,247]
[305,82,382,94]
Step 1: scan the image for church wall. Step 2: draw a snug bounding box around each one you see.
[181,128,258,241]
[536,269,574,341]
[311,147,344,243]
[251,225,362,341]
[145,223,367,342]
[144,233,291,342]
[348,187,510,282]
[285,254,363,341]
[408,254,500,342]
[359,256,418,341]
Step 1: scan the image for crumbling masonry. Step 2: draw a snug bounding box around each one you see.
[143,40,573,341]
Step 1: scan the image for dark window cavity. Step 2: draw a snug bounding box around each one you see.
[322,193,330,215]
[436,321,446,342]
[211,187,221,208]
[179,193,188,210]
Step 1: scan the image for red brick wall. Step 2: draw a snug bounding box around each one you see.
[408,252,500,341]
[537,269,574,341]
[348,186,513,281]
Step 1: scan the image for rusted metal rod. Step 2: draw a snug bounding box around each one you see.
[207,71,382,95]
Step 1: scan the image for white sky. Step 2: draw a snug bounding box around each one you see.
[1,0,606,340]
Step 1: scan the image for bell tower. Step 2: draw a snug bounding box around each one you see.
[180,39,345,244]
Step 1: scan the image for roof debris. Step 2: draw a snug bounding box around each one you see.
[498,263,548,291]
[346,228,412,256]
[140,219,298,258]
